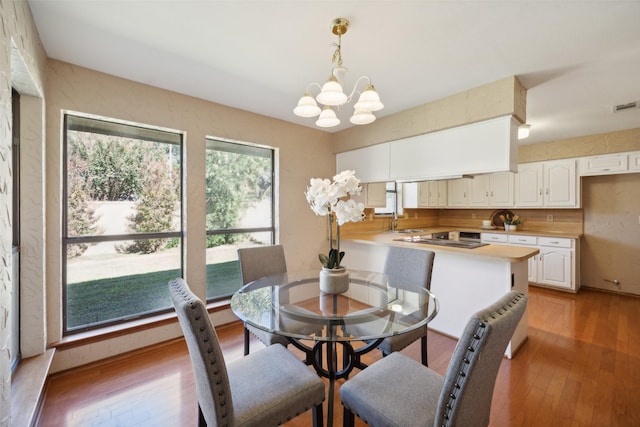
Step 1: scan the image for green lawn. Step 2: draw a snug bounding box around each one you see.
[67,260,242,330]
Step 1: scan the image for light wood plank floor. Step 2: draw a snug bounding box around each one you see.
[38,287,640,426]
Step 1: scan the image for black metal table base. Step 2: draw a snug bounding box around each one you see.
[289,337,383,427]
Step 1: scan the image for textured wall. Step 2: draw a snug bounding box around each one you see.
[581,174,640,295]
[0,4,12,422]
[0,0,47,424]
[519,128,640,163]
[45,60,335,371]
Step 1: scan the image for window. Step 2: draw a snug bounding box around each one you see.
[63,114,183,333]
[11,88,20,371]
[374,182,399,215]
[205,138,275,300]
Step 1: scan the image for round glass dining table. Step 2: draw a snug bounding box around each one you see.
[230,269,438,427]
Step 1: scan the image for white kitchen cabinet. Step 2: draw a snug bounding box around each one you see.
[578,153,628,176]
[490,172,515,206]
[355,182,387,208]
[468,172,514,207]
[538,247,572,289]
[545,160,577,206]
[481,233,508,244]
[336,143,390,183]
[388,115,518,181]
[403,181,447,208]
[482,233,579,292]
[468,174,491,206]
[628,151,640,171]
[515,163,544,206]
[515,160,577,208]
[447,178,471,206]
[427,181,448,207]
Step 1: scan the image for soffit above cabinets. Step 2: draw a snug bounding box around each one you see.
[337,115,518,183]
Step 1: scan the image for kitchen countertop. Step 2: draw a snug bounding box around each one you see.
[341,231,539,262]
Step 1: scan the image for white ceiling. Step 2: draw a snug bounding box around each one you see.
[28,1,640,145]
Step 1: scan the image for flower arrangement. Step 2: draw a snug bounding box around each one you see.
[305,170,365,269]
[500,213,522,226]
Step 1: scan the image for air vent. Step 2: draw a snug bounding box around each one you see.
[612,101,639,113]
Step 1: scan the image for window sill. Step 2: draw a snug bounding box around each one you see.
[52,298,231,351]
[12,348,56,427]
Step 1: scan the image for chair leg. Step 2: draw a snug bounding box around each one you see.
[421,335,428,367]
[198,404,207,426]
[343,406,355,427]
[243,326,250,356]
[312,402,324,427]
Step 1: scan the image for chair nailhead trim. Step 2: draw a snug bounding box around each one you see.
[439,293,523,426]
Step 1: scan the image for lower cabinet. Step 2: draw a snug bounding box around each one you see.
[537,246,573,289]
[481,233,580,292]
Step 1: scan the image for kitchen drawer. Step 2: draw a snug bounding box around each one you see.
[538,237,573,248]
[508,235,537,245]
[481,233,508,243]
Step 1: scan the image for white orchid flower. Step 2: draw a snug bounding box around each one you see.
[334,199,365,225]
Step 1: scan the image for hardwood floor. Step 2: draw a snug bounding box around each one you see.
[38,287,640,426]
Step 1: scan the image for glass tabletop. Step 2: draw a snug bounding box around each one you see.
[230,269,438,342]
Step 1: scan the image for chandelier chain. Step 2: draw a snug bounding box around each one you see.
[331,33,343,68]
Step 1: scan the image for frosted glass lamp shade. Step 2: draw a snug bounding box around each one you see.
[316,107,341,127]
[349,110,376,125]
[316,76,348,106]
[354,85,384,111]
[518,124,531,139]
[294,93,322,117]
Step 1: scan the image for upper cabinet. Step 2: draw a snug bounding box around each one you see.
[446,171,515,208]
[388,115,519,181]
[336,143,390,183]
[516,159,578,207]
[404,181,447,208]
[467,173,515,207]
[579,153,628,176]
[629,151,640,171]
[447,178,471,207]
[361,182,387,208]
[579,151,640,176]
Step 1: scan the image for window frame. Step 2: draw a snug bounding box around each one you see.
[62,112,184,334]
[204,137,277,302]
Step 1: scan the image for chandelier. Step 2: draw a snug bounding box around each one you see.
[293,18,384,128]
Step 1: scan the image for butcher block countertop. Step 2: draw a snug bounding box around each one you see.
[341,231,539,262]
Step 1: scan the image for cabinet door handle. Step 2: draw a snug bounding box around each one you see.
[546,188,549,195]
[539,189,542,195]
[549,241,560,244]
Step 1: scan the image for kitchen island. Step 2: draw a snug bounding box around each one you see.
[339,231,538,358]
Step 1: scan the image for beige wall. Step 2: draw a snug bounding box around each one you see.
[519,128,640,163]
[45,60,335,371]
[581,173,640,295]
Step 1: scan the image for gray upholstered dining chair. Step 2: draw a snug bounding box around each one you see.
[168,278,325,427]
[237,245,290,355]
[341,290,527,427]
[378,246,435,366]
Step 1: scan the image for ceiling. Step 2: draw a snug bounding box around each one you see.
[28,1,640,145]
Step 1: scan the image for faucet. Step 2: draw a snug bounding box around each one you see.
[391,211,398,232]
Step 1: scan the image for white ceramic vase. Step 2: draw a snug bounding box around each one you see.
[319,267,350,294]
